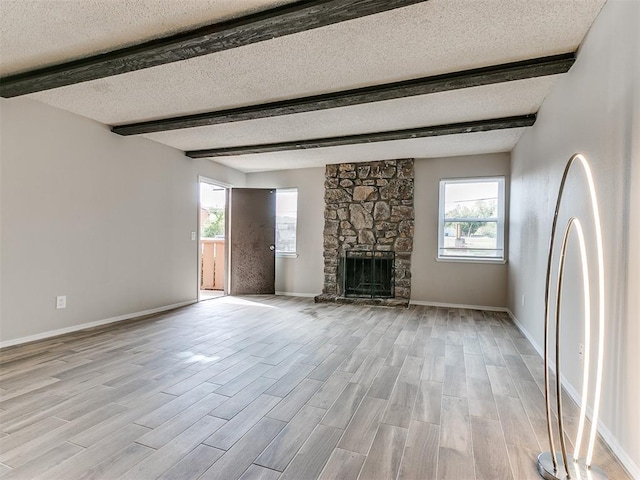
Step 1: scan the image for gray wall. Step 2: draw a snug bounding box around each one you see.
[3,101,509,344]
[412,153,509,308]
[508,0,639,473]
[0,98,246,344]
[246,167,325,296]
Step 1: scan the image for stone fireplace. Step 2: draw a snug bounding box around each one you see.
[315,159,414,306]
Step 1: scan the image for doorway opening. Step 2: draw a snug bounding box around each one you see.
[199,180,227,301]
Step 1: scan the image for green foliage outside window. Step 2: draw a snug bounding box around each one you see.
[202,208,224,238]
[444,200,497,238]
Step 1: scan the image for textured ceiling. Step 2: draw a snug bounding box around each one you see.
[144,76,558,150]
[0,0,606,172]
[23,0,604,124]
[209,129,528,173]
[0,0,295,76]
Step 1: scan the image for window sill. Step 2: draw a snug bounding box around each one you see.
[276,252,299,258]
[436,256,507,265]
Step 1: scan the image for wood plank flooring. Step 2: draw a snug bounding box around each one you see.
[0,296,632,480]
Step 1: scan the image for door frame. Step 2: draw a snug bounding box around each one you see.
[197,176,231,301]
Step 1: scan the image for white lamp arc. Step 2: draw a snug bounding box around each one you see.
[537,153,607,480]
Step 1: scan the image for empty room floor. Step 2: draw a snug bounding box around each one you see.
[0,296,630,480]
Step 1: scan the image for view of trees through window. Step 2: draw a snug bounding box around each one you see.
[200,184,226,239]
[440,178,504,259]
[202,208,224,238]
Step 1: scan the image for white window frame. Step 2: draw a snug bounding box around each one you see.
[437,176,506,263]
[275,188,298,257]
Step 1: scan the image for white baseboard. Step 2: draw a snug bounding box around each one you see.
[275,291,319,298]
[505,308,545,358]
[0,300,196,349]
[409,299,509,312]
[561,378,640,480]
[505,309,640,479]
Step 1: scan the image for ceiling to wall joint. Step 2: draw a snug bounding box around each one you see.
[1,0,607,171]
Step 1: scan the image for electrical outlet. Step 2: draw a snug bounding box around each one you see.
[521,295,526,307]
[578,344,584,363]
[56,296,67,309]
[191,231,196,241]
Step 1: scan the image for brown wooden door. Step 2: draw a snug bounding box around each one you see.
[229,188,276,295]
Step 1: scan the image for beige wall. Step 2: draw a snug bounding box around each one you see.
[508,0,640,474]
[246,154,510,308]
[0,98,246,344]
[246,167,325,296]
[412,153,510,307]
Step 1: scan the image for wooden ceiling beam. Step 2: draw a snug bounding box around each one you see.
[113,54,573,136]
[0,0,429,98]
[185,115,536,158]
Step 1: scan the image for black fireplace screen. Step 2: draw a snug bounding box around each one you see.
[342,251,394,298]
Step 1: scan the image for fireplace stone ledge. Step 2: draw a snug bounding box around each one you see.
[314,293,409,308]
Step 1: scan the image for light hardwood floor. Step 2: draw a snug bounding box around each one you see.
[0,296,631,480]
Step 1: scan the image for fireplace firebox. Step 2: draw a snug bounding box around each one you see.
[342,251,394,298]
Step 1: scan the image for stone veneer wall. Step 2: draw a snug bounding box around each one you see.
[321,159,414,300]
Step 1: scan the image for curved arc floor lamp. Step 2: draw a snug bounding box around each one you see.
[538,153,607,480]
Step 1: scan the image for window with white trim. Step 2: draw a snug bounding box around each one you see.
[438,177,505,261]
[275,188,298,255]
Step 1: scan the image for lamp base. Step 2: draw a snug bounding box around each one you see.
[537,452,608,480]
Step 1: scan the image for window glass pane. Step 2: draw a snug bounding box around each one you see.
[444,181,498,219]
[439,178,504,260]
[442,221,500,257]
[276,189,297,253]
